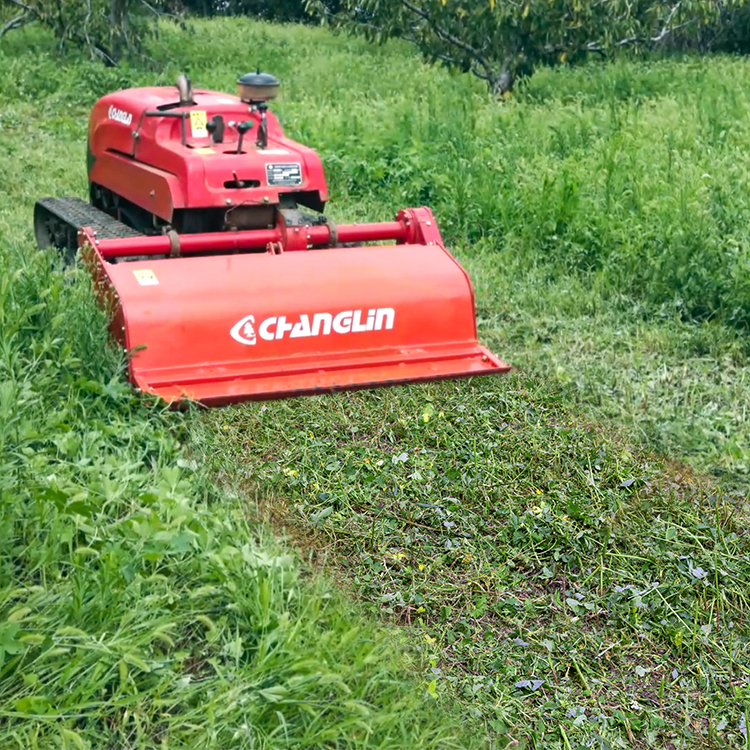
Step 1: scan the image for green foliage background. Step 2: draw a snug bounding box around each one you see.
[319,0,750,92]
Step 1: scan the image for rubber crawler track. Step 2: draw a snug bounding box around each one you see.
[36,197,142,241]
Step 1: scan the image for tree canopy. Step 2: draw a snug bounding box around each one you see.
[314,0,750,94]
[2,0,749,90]
[0,0,180,63]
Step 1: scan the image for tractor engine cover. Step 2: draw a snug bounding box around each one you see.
[86,85,328,229]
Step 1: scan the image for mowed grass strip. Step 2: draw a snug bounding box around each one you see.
[196,378,750,748]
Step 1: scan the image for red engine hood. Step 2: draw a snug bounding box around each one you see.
[87,86,328,218]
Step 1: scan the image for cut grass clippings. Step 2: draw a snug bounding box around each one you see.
[194,378,750,749]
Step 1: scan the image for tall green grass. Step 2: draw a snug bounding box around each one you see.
[0,259,471,750]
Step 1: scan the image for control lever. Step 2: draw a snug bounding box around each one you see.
[206,114,225,144]
[236,120,253,154]
[255,102,269,150]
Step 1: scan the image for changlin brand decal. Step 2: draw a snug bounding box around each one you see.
[108,106,133,126]
[232,314,257,345]
[230,308,395,346]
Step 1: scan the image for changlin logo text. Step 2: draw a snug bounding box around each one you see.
[108,106,133,126]
[230,308,395,346]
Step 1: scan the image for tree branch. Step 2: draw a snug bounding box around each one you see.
[399,0,497,81]
[4,0,41,16]
[652,0,683,43]
[0,11,30,37]
[582,1,692,52]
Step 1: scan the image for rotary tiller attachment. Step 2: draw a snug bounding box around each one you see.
[81,207,510,405]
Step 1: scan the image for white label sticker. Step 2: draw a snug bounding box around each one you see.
[108,106,133,126]
[190,110,208,138]
[133,269,158,286]
[266,162,302,186]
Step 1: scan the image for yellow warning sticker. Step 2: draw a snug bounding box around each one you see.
[190,110,208,138]
[133,269,158,286]
[193,146,216,154]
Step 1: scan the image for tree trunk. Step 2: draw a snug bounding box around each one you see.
[0,12,30,38]
[491,55,516,97]
[109,0,127,61]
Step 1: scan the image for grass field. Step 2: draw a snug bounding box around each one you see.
[2,16,750,749]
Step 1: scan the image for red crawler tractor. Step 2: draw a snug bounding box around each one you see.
[35,73,510,405]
